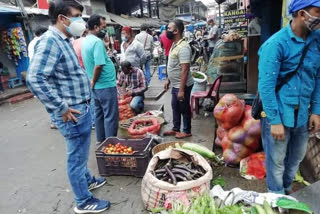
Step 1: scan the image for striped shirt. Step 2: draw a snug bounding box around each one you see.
[27,26,91,115]
[117,67,147,96]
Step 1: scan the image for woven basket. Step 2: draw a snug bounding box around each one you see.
[152,141,189,156]
[301,136,320,182]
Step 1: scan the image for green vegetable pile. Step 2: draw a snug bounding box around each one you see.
[192,72,205,79]
[151,194,282,214]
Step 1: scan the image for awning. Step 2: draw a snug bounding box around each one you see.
[0,3,21,15]
[108,13,141,29]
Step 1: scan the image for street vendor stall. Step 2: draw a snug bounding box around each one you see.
[0,6,29,89]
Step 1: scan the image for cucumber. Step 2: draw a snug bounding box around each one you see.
[254,205,266,214]
[263,201,274,214]
[182,143,216,159]
[175,143,181,149]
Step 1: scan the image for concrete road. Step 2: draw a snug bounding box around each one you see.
[0,77,267,213]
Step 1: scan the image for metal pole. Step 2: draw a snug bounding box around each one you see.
[148,0,152,18]
[140,0,143,17]
[156,0,159,19]
[218,3,221,28]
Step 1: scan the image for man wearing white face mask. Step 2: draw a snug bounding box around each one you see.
[27,1,110,213]
[258,0,320,195]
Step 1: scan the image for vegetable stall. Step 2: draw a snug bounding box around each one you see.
[94,91,314,214]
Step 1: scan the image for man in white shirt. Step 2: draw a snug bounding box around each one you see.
[135,24,153,85]
[205,19,218,56]
[28,27,48,61]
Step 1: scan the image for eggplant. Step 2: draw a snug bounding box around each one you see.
[165,166,177,185]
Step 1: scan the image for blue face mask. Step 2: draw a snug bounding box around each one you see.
[121,36,128,42]
[62,15,86,37]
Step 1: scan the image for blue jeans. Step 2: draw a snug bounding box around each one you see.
[90,98,95,126]
[261,118,309,194]
[51,103,94,206]
[130,96,144,114]
[93,87,119,142]
[144,58,151,85]
[171,85,193,134]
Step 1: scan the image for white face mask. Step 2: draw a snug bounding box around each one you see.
[303,10,320,31]
[62,15,86,37]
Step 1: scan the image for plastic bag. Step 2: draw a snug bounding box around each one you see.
[240,152,266,180]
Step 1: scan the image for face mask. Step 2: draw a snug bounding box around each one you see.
[245,13,254,19]
[121,36,128,42]
[97,29,106,39]
[166,30,174,40]
[62,15,86,37]
[303,10,320,31]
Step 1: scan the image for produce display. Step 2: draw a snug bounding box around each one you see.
[151,194,280,214]
[103,142,134,155]
[118,96,135,121]
[214,94,261,164]
[128,118,160,139]
[152,156,207,185]
[192,72,205,79]
[221,30,241,42]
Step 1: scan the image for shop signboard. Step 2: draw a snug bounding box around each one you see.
[223,9,248,36]
[37,0,49,10]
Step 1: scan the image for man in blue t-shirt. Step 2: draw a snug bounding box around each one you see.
[82,14,118,146]
[258,0,320,194]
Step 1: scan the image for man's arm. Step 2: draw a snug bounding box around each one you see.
[131,69,147,96]
[258,41,283,125]
[310,69,320,134]
[26,36,68,115]
[177,46,191,100]
[91,41,107,88]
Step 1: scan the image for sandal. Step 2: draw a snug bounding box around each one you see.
[163,130,177,136]
[175,132,192,139]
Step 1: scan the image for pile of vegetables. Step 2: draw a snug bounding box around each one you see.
[221,30,241,42]
[214,94,261,165]
[151,194,277,214]
[192,72,205,80]
[104,143,134,155]
[128,118,160,139]
[118,96,135,121]
[152,151,207,185]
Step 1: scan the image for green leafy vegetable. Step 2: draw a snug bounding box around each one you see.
[216,205,242,214]
[212,176,226,188]
[276,198,312,214]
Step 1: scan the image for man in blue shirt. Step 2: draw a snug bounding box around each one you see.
[27,1,110,213]
[81,15,118,146]
[258,0,320,194]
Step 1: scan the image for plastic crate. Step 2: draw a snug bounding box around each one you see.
[95,137,154,177]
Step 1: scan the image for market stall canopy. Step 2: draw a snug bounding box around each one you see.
[160,0,188,7]
[108,13,142,30]
[0,3,21,15]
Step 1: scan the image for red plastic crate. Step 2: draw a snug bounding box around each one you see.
[95,137,155,177]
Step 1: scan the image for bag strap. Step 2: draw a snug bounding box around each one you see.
[144,34,148,49]
[276,43,310,92]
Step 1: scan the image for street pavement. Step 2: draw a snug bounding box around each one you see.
[0,76,267,214]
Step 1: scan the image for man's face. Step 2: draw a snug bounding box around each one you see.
[60,7,82,27]
[122,66,131,74]
[121,31,131,40]
[299,7,320,30]
[167,23,177,34]
[95,18,106,32]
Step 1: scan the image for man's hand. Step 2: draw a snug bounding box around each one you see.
[309,114,320,134]
[164,79,170,91]
[271,124,286,141]
[178,90,184,101]
[90,80,95,90]
[125,89,133,97]
[62,108,81,123]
